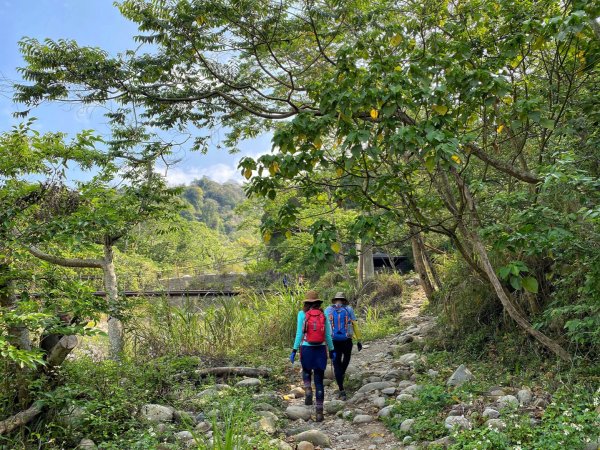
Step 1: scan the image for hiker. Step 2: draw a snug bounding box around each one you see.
[324,292,362,400]
[289,290,335,422]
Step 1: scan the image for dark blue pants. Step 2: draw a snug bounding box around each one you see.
[332,339,353,391]
[300,345,327,407]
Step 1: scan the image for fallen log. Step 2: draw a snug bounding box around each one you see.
[0,404,42,435]
[195,367,272,378]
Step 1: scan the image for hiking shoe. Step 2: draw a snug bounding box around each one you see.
[339,390,347,401]
[315,409,324,422]
[304,393,313,406]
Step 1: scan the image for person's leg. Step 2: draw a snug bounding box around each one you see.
[314,368,325,421]
[340,339,353,374]
[302,369,313,405]
[332,340,345,392]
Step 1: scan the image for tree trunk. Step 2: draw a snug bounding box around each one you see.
[410,233,435,300]
[356,242,364,286]
[103,242,124,360]
[0,404,42,435]
[362,244,375,281]
[46,335,78,368]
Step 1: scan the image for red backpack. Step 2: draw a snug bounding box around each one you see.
[303,309,326,344]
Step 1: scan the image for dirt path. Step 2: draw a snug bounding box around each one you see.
[281,286,433,450]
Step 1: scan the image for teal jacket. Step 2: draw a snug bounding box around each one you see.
[293,310,334,351]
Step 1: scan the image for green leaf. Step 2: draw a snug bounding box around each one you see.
[522,276,539,293]
[510,276,522,290]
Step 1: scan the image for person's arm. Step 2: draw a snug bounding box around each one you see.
[325,314,334,351]
[349,307,362,340]
[293,311,305,350]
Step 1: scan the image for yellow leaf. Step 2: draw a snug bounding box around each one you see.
[390,34,403,47]
[263,231,272,243]
[432,104,449,115]
[451,154,462,164]
[283,394,293,401]
[532,37,545,50]
[331,242,342,254]
[502,96,513,105]
[370,108,379,119]
[510,55,522,69]
[336,167,344,177]
[317,193,328,202]
[268,162,280,176]
[394,65,402,72]
[497,124,505,133]
[314,137,322,149]
[243,168,252,180]
[285,231,292,239]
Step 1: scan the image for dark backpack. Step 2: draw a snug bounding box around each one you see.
[329,306,350,340]
[303,309,326,344]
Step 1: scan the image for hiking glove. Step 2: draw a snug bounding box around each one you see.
[329,350,336,360]
[357,342,363,352]
[289,349,297,364]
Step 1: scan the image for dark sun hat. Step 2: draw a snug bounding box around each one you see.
[332,291,348,303]
[303,290,322,304]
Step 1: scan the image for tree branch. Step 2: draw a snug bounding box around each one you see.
[27,246,104,268]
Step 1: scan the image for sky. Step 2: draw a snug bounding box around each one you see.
[0,0,271,185]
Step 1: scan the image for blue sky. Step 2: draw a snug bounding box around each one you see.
[0,0,270,184]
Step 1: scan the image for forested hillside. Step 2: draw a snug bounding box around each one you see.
[1,0,599,449]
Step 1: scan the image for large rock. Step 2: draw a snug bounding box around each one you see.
[378,406,394,418]
[235,377,262,388]
[486,419,507,431]
[517,389,533,406]
[398,353,419,365]
[58,405,86,427]
[269,439,293,450]
[353,414,374,424]
[78,439,97,449]
[285,405,312,421]
[444,415,472,431]
[140,404,174,423]
[398,380,415,390]
[357,381,394,394]
[382,387,397,395]
[400,418,415,432]
[497,395,519,409]
[324,400,345,414]
[293,429,331,447]
[174,431,194,441]
[482,407,500,419]
[396,393,415,402]
[297,442,315,450]
[446,365,474,387]
[255,402,279,413]
[401,384,422,395]
[256,415,277,434]
[290,386,305,398]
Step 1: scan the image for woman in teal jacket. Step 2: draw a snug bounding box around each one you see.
[289,290,335,422]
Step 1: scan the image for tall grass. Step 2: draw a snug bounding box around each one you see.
[128,290,302,360]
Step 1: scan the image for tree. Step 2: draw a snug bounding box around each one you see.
[14,0,600,359]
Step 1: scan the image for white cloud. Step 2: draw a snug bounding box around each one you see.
[160,163,243,186]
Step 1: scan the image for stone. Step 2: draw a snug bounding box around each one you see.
[173,410,194,424]
[258,410,278,421]
[431,436,454,447]
[533,397,549,408]
[290,386,305,398]
[405,446,419,450]
[428,369,440,377]
[353,414,374,424]
[78,439,97,449]
[324,400,345,414]
[378,406,394,417]
[446,364,474,387]
[482,407,500,419]
[403,435,414,444]
[384,369,411,381]
[444,415,472,431]
[255,402,279,413]
[58,405,86,427]
[396,394,415,402]
[339,433,361,441]
[286,406,312,421]
[517,389,533,406]
[297,442,315,450]
[197,388,219,398]
[382,387,396,395]
[195,421,211,432]
[140,404,174,423]
[401,384,422,395]
[235,377,262,388]
[486,419,507,431]
[174,431,194,441]
[357,381,394,394]
[372,396,386,408]
[584,439,600,450]
[398,380,415,390]
[489,388,506,397]
[366,376,383,383]
[253,391,280,403]
[347,392,367,405]
[256,415,277,434]
[398,335,414,344]
[293,429,331,447]
[497,395,519,409]
[268,439,293,450]
[324,365,334,379]
[398,353,419,365]
[400,418,415,432]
